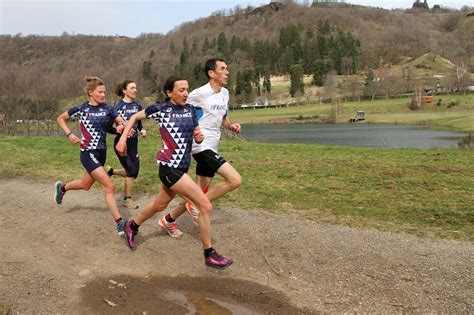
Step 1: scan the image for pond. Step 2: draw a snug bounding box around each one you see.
[240,123,467,148]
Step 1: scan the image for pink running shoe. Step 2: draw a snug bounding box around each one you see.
[205,250,233,270]
[123,220,138,251]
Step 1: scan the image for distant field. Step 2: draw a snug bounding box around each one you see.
[231,94,474,132]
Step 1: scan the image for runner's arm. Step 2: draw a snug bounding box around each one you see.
[57,111,80,144]
[116,110,146,156]
[222,115,241,134]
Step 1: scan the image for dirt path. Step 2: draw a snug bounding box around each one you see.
[1,178,472,314]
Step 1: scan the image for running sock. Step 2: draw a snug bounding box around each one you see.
[124,196,131,200]
[115,217,123,225]
[107,167,114,176]
[60,184,66,193]
[204,247,214,257]
[165,213,175,223]
[130,220,140,232]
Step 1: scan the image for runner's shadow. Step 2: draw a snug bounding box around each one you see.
[66,205,105,213]
[136,229,163,246]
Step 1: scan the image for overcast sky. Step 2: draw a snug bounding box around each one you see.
[0,0,470,38]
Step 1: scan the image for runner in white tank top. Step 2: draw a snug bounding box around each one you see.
[189,82,229,154]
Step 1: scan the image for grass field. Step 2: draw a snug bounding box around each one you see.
[0,134,472,241]
[1,94,472,240]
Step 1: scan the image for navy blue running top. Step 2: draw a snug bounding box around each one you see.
[68,102,118,151]
[145,102,199,169]
[114,100,143,137]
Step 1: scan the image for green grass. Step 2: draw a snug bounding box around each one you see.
[0,135,473,241]
[230,94,474,132]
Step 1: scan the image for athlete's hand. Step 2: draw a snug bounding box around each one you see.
[194,127,204,144]
[228,123,241,134]
[115,140,127,156]
[116,123,125,134]
[127,128,136,138]
[140,129,147,139]
[68,133,81,144]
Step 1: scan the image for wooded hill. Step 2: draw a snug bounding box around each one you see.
[0,1,472,110]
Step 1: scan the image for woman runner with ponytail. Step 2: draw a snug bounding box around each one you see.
[54,76,129,236]
[105,80,146,210]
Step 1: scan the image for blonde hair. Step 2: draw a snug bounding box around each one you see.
[84,76,104,96]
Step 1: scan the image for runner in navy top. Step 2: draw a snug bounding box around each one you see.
[54,76,129,237]
[165,58,242,237]
[105,80,147,210]
[116,76,233,270]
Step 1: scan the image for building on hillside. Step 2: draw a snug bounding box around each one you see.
[412,0,429,9]
[255,96,269,107]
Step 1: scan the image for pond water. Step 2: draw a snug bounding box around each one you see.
[240,123,467,148]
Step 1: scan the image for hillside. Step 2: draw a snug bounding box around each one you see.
[0,2,472,106]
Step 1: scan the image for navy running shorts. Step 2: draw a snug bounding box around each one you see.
[159,164,189,188]
[192,149,227,178]
[80,149,107,174]
[114,135,140,178]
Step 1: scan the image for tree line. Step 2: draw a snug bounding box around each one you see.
[0,1,472,126]
[166,21,360,102]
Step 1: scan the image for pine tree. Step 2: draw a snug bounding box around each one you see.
[235,69,253,101]
[303,36,319,74]
[191,39,199,55]
[142,60,152,79]
[202,37,210,52]
[318,19,331,35]
[180,37,189,66]
[149,49,155,59]
[217,32,229,59]
[263,73,271,94]
[313,59,330,86]
[364,69,376,100]
[253,66,264,96]
[290,65,304,97]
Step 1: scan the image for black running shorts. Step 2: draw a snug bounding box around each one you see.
[159,165,189,188]
[192,149,227,178]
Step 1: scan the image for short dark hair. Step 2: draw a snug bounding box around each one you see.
[163,76,187,102]
[115,80,135,97]
[204,58,226,79]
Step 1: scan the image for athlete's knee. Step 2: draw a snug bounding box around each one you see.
[103,182,116,195]
[197,199,212,215]
[227,173,242,190]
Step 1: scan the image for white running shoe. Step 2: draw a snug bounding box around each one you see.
[159,217,183,238]
[185,202,199,226]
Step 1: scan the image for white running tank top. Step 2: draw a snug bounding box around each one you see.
[189,83,229,154]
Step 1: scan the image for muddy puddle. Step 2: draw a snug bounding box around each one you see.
[81,275,310,314]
